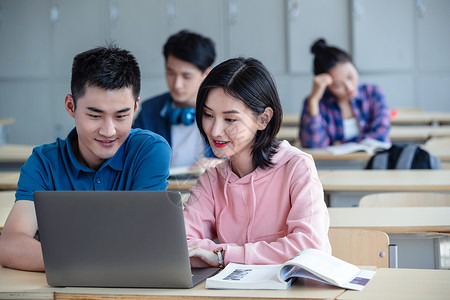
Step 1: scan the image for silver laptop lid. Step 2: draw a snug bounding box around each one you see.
[34,190,195,288]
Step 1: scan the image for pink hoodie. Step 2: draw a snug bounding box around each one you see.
[184,140,331,265]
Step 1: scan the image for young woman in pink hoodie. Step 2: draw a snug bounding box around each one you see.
[184,57,331,268]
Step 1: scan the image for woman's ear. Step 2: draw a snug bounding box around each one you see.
[257,107,274,130]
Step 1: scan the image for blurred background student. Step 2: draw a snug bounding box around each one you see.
[299,38,390,148]
[133,30,221,170]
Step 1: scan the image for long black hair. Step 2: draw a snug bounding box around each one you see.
[196,57,282,169]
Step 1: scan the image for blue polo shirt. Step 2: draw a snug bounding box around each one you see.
[16,128,171,201]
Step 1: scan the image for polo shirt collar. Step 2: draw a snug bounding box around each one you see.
[66,128,129,176]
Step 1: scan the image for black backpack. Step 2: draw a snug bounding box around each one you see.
[365,144,442,169]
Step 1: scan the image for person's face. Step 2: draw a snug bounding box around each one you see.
[327,61,359,102]
[165,55,209,108]
[202,88,269,160]
[65,85,138,170]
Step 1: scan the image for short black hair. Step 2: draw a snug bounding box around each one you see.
[311,38,353,75]
[71,44,141,105]
[196,57,282,169]
[163,30,216,72]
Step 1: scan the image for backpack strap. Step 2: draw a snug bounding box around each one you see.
[395,144,418,169]
[429,154,442,169]
[371,152,389,169]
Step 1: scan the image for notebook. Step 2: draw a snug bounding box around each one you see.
[33,190,219,288]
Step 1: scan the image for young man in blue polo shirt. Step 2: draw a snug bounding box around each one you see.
[0,45,171,271]
[133,30,221,170]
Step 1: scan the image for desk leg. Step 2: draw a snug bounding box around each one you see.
[389,244,398,268]
[437,236,450,269]
[390,233,445,269]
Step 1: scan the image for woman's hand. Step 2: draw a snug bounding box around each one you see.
[308,74,333,116]
[188,246,220,268]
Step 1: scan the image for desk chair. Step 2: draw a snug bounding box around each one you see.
[359,192,450,269]
[328,228,391,268]
[359,192,450,207]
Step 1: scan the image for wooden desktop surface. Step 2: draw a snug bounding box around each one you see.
[0,144,34,163]
[0,266,345,300]
[390,111,450,126]
[0,171,20,190]
[328,207,450,234]
[423,138,450,161]
[282,111,450,127]
[1,267,449,300]
[3,170,449,195]
[337,268,450,300]
[300,139,450,162]
[277,125,450,144]
[165,170,450,193]
[319,170,450,192]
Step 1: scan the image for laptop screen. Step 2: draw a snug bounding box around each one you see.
[34,190,217,288]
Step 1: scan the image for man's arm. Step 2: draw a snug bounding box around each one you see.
[0,200,44,271]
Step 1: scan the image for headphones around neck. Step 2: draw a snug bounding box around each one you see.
[166,105,196,126]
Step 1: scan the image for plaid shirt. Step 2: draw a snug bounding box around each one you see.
[299,83,390,148]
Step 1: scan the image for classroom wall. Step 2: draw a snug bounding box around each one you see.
[1,0,449,145]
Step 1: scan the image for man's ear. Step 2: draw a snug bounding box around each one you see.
[65,94,76,118]
[134,97,140,112]
[202,67,212,79]
[257,107,274,130]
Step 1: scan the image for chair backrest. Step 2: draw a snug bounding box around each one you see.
[328,228,390,268]
[359,192,450,207]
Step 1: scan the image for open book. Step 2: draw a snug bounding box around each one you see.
[206,248,375,291]
[326,138,391,155]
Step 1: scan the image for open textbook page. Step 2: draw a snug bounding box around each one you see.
[326,138,391,155]
[206,248,375,291]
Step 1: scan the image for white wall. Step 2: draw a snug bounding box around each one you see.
[0,0,449,145]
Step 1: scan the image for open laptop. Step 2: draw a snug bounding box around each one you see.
[34,190,219,288]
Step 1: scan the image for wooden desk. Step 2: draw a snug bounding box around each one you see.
[0,267,345,300]
[168,178,198,191]
[391,111,450,126]
[329,207,450,269]
[328,207,450,234]
[0,191,15,232]
[0,171,20,190]
[282,113,300,126]
[424,137,450,161]
[301,148,372,170]
[283,111,450,127]
[338,268,450,300]
[0,118,14,126]
[300,142,450,170]
[0,144,34,170]
[277,126,298,143]
[390,125,450,143]
[278,125,450,146]
[1,267,449,300]
[320,170,450,207]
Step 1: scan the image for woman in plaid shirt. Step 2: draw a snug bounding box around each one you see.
[299,39,390,148]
